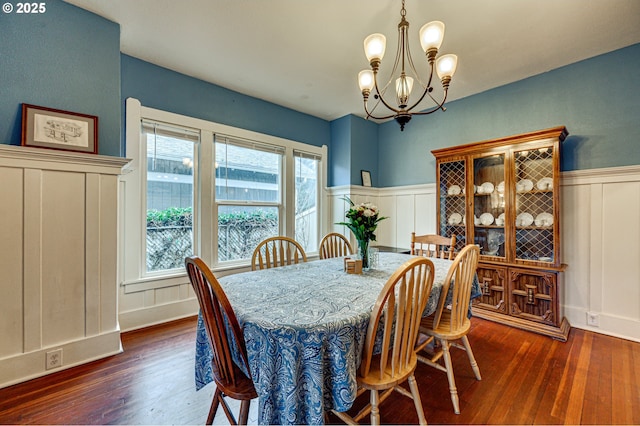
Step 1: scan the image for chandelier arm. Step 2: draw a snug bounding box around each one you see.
[427,86,449,109]
[372,72,401,114]
[410,89,449,115]
[375,75,394,102]
[411,105,445,116]
[363,99,397,120]
[403,60,438,112]
[368,96,381,116]
[403,22,434,91]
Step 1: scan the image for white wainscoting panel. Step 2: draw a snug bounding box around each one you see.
[329,184,436,251]
[331,167,640,342]
[0,145,129,388]
[116,165,640,343]
[0,166,23,359]
[561,166,640,341]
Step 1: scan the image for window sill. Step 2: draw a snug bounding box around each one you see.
[122,262,254,294]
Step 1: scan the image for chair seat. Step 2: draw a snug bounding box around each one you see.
[212,361,258,401]
[359,351,418,390]
[420,311,471,341]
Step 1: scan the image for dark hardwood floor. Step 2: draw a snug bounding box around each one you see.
[1,316,638,425]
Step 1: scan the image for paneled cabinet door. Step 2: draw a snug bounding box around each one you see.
[509,268,559,326]
[438,159,467,253]
[513,146,559,265]
[472,153,507,260]
[473,265,507,314]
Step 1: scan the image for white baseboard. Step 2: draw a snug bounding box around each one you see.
[565,305,640,343]
[0,331,122,389]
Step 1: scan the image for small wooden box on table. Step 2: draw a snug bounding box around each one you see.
[344,257,363,274]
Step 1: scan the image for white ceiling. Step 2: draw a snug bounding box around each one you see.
[65,0,640,121]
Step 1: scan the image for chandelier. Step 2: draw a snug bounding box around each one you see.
[357,0,458,131]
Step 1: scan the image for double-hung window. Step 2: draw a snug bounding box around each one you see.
[294,150,321,253]
[142,120,198,274]
[215,135,284,262]
[121,99,326,291]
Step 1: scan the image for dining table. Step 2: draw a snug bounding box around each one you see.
[194,252,480,425]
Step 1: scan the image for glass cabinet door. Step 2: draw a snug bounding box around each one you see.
[473,154,506,258]
[438,160,466,253]
[513,146,555,263]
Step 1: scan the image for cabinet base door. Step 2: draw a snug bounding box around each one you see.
[472,265,507,313]
[472,266,570,342]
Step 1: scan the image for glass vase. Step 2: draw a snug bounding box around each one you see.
[357,239,370,271]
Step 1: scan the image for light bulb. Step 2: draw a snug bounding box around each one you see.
[358,70,375,92]
[395,75,414,108]
[419,21,445,51]
[364,33,386,63]
[436,54,458,79]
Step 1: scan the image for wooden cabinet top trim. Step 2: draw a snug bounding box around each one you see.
[432,126,568,159]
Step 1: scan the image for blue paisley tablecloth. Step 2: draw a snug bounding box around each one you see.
[194,252,478,425]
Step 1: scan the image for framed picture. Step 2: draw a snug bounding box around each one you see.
[361,170,372,187]
[21,104,98,154]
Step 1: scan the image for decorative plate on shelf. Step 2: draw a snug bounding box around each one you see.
[447,184,462,195]
[516,179,534,193]
[496,181,505,194]
[536,177,553,190]
[535,212,553,227]
[448,213,463,225]
[479,212,494,226]
[495,212,505,226]
[516,212,534,227]
[479,182,494,194]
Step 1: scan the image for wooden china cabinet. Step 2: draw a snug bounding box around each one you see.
[432,126,570,341]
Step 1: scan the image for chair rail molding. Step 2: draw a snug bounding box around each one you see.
[0,144,130,388]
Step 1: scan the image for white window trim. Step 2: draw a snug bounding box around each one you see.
[120,98,328,291]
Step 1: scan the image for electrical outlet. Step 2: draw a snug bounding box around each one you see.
[587,312,600,327]
[46,349,63,370]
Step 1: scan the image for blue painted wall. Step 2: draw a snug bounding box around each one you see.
[0,0,121,156]
[2,0,638,187]
[377,43,640,187]
[329,116,352,187]
[349,116,379,187]
[329,115,378,187]
[121,55,329,154]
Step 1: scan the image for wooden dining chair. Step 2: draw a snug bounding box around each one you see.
[332,257,435,426]
[318,232,353,259]
[185,256,257,425]
[415,244,481,414]
[251,236,307,270]
[411,232,457,259]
